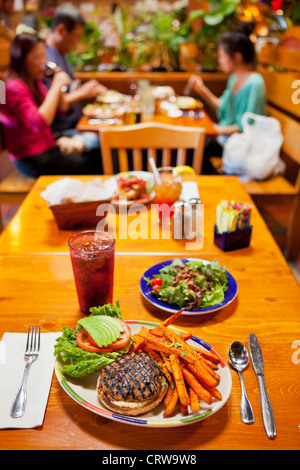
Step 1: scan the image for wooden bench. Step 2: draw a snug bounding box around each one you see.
[210,28,300,260]
[0,170,36,231]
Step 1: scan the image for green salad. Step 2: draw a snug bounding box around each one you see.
[54,301,133,378]
[144,259,228,310]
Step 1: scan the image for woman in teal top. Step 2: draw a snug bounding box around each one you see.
[188,31,266,173]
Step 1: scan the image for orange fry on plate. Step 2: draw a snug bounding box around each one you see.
[181,364,213,405]
[189,386,200,412]
[170,354,190,407]
[162,309,184,327]
[163,386,179,417]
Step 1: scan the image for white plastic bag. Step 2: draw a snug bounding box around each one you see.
[222,112,285,181]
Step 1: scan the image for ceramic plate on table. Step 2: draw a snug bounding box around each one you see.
[140,258,238,315]
[82,103,124,119]
[96,90,128,104]
[106,171,155,207]
[55,320,232,428]
[173,96,204,110]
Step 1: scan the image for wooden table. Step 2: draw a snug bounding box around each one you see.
[1,175,300,450]
[77,110,218,136]
[0,175,275,254]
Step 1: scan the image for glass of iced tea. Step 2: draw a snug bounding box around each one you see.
[154,167,182,222]
[68,230,115,314]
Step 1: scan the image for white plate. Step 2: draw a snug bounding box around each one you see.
[107,171,155,207]
[55,320,232,427]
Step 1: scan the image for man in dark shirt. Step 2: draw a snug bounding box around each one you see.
[45,3,107,148]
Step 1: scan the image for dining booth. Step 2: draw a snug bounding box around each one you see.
[0,0,300,452]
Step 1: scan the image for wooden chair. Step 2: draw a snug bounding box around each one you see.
[0,25,13,71]
[99,122,206,175]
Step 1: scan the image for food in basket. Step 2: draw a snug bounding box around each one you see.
[112,174,149,201]
[97,351,168,416]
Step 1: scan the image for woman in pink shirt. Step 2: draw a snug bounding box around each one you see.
[1,33,102,177]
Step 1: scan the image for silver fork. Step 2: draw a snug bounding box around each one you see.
[11,325,41,418]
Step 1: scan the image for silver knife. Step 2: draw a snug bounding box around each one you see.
[248,333,276,439]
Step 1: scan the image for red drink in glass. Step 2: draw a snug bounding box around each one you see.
[68,230,115,314]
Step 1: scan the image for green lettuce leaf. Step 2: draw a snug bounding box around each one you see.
[54,302,132,378]
[89,300,122,318]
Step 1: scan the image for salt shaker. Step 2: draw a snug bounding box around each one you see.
[188,197,203,237]
[173,201,192,240]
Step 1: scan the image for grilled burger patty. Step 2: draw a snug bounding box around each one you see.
[97,351,168,416]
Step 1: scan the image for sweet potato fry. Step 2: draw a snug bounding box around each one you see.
[158,327,219,376]
[187,363,222,400]
[186,362,218,389]
[181,364,213,405]
[170,354,190,407]
[180,403,189,416]
[192,346,220,364]
[163,380,175,406]
[163,386,179,417]
[201,359,220,383]
[137,329,197,364]
[132,334,146,351]
[161,364,173,384]
[193,359,218,388]
[157,325,198,358]
[148,328,164,337]
[141,343,162,362]
[162,309,184,327]
[181,332,193,341]
[202,357,219,370]
[189,386,200,412]
[205,385,222,401]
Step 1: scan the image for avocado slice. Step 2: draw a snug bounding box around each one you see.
[77,315,124,347]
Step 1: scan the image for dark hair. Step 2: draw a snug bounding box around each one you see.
[10,33,45,76]
[51,2,86,33]
[218,31,256,65]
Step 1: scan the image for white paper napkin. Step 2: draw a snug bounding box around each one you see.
[40,177,114,206]
[0,332,60,429]
[179,181,200,202]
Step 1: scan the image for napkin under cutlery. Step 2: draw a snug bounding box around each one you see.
[0,332,60,429]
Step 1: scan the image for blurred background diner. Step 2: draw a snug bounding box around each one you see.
[0,32,103,176]
[0,0,300,276]
[44,3,107,149]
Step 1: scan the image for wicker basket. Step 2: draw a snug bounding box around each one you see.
[49,200,108,230]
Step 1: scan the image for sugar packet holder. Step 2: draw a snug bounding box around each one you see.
[214,200,253,252]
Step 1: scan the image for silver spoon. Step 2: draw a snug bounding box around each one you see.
[228,341,255,424]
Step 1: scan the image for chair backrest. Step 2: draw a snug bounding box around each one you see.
[0,25,13,71]
[99,122,206,174]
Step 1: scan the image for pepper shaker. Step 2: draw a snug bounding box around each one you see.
[188,198,203,236]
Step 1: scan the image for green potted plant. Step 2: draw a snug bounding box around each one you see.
[109,6,153,71]
[144,8,194,71]
[68,19,104,71]
[187,0,243,71]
